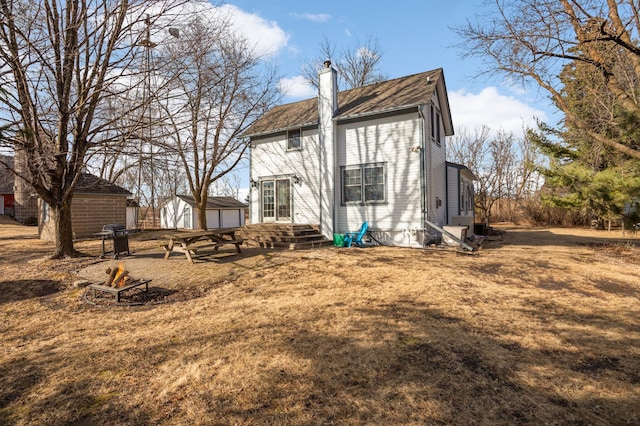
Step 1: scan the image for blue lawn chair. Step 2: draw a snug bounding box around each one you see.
[343,221,369,248]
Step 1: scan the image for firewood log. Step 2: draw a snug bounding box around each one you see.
[112,270,129,288]
[104,267,119,286]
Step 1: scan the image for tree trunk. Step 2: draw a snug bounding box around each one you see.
[196,203,207,230]
[51,200,77,258]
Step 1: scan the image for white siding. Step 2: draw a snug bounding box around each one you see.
[249,129,322,225]
[335,112,423,246]
[429,94,448,227]
[447,165,460,220]
[221,209,243,227]
[126,207,137,229]
[160,197,190,229]
[161,197,244,230]
[206,209,220,228]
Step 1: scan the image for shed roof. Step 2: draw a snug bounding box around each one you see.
[166,195,247,209]
[0,164,131,196]
[0,183,12,194]
[75,173,131,195]
[0,154,14,194]
[446,162,478,181]
[245,68,451,137]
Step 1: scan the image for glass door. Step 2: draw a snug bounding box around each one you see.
[261,181,275,221]
[261,179,291,222]
[276,179,291,222]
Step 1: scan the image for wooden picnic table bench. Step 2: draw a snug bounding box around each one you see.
[162,229,244,263]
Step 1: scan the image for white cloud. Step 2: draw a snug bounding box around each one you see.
[238,187,250,204]
[449,87,547,137]
[278,75,317,100]
[290,12,331,23]
[220,4,289,57]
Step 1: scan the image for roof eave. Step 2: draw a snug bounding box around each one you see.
[74,191,131,196]
[246,121,319,139]
[336,104,423,122]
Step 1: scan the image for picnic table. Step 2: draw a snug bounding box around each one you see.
[163,229,244,263]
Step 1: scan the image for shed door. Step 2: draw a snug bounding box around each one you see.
[183,206,192,229]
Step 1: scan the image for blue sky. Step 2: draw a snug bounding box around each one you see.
[220,0,554,136]
[206,1,556,196]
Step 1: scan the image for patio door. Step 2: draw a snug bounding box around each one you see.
[261,179,291,222]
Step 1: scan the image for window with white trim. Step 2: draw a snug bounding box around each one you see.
[287,129,301,150]
[430,104,441,145]
[341,163,386,204]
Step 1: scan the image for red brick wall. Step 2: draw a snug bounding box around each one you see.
[39,194,128,241]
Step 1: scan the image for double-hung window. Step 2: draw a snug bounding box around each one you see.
[287,129,301,150]
[341,163,386,204]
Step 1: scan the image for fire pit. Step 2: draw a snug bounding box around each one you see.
[86,264,151,304]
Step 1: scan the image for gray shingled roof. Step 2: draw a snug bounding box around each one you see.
[245,68,444,137]
[75,173,131,195]
[171,195,247,209]
[0,169,131,196]
[0,154,14,193]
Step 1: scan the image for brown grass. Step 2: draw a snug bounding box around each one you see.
[0,217,639,425]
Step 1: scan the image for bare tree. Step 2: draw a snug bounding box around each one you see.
[448,126,542,224]
[456,0,640,160]
[155,14,279,230]
[0,0,186,257]
[302,35,386,90]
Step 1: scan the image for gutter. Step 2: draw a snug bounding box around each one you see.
[244,121,319,139]
[336,103,423,123]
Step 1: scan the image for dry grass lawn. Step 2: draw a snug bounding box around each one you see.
[0,217,639,425]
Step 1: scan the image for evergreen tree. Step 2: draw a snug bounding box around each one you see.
[531,40,640,227]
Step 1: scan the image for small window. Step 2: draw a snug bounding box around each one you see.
[341,163,387,204]
[430,104,441,145]
[287,129,301,150]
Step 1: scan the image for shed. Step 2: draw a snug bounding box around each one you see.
[0,183,14,217]
[126,199,140,230]
[159,195,247,230]
[39,173,132,241]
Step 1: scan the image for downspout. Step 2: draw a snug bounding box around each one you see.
[332,119,337,235]
[418,106,427,229]
[457,171,462,216]
[444,165,449,225]
[248,137,254,224]
[427,105,433,222]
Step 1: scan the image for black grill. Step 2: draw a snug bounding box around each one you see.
[96,224,130,259]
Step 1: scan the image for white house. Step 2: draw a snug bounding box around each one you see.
[245,63,474,246]
[159,195,246,230]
